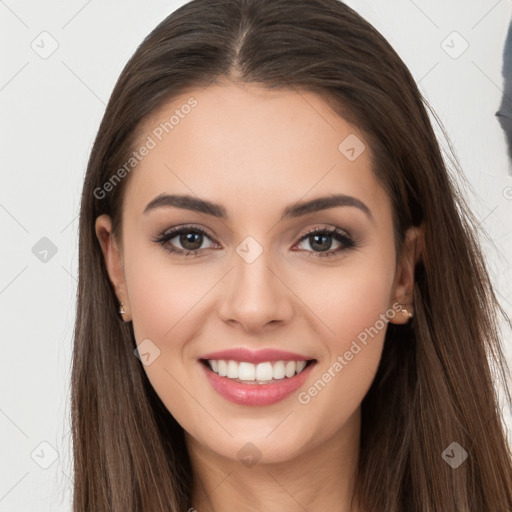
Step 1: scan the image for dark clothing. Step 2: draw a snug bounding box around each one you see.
[496,19,512,173]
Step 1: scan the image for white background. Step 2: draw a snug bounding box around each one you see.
[1,1,511,510]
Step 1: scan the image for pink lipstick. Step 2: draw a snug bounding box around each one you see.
[199,347,316,406]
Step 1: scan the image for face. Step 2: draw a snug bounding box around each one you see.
[96,81,420,466]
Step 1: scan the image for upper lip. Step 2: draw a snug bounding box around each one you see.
[200,347,314,364]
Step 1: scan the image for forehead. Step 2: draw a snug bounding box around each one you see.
[122,82,390,224]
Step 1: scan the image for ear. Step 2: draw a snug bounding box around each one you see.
[388,224,424,325]
[95,214,131,321]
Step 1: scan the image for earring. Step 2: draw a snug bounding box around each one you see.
[119,302,126,315]
[401,306,413,318]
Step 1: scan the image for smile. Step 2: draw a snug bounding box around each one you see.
[198,348,317,406]
[202,359,311,383]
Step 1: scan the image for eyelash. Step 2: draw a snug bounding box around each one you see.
[152,224,356,258]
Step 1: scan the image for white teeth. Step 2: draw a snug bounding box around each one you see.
[296,360,307,373]
[217,360,227,377]
[256,362,273,381]
[206,359,311,382]
[238,362,256,381]
[273,361,285,379]
[227,360,239,378]
[285,361,296,378]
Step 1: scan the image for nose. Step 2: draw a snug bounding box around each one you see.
[217,246,294,334]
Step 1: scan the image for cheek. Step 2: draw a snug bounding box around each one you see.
[123,244,222,421]
[124,250,216,424]
[124,240,214,344]
[292,249,396,426]
[295,250,396,351]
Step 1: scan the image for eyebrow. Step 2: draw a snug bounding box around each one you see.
[143,193,374,221]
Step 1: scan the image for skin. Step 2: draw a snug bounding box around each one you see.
[96,81,423,512]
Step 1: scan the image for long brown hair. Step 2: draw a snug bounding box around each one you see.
[71,0,512,510]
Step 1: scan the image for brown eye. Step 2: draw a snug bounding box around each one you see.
[153,226,218,256]
[295,226,355,257]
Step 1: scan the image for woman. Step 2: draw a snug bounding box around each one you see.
[71,0,512,510]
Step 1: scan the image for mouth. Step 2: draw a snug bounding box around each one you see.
[199,357,317,406]
[199,358,316,384]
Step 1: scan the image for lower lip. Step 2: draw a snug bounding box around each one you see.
[200,361,316,406]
